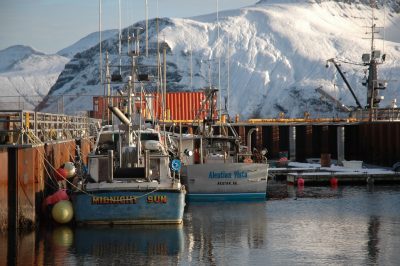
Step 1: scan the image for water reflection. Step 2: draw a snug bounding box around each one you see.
[2,186,400,265]
[367,216,380,264]
[72,225,184,264]
[1,229,36,266]
[184,202,267,265]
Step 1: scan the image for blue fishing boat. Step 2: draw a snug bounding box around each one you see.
[72,125,186,225]
[71,27,186,224]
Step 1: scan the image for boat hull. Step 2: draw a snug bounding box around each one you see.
[182,163,268,202]
[72,189,185,225]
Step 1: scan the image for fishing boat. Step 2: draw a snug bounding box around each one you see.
[71,28,185,225]
[175,88,269,201]
[72,124,185,225]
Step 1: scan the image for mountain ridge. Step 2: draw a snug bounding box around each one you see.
[0,30,118,110]
[40,1,400,118]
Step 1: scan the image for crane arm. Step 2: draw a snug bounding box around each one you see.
[326,58,363,109]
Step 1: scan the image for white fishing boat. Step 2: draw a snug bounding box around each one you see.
[174,88,269,201]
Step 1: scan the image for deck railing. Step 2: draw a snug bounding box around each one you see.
[349,108,400,122]
[0,110,101,146]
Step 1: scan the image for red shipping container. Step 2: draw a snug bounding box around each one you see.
[92,91,215,122]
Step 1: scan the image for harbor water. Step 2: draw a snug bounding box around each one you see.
[2,184,400,265]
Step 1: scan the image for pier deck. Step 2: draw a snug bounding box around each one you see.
[269,162,400,184]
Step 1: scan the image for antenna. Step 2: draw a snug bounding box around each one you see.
[105,52,112,123]
[216,0,221,119]
[99,0,103,93]
[190,43,193,91]
[227,34,230,113]
[118,0,122,75]
[145,0,148,57]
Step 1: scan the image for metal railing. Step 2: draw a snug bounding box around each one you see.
[350,108,400,122]
[0,110,101,146]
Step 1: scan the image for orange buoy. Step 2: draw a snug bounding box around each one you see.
[55,168,68,181]
[297,177,305,186]
[330,177,338,187]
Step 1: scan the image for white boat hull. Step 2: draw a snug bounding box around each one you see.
[182,163,268,201]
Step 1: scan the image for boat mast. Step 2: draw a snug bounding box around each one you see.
[363,0,386,121]
[105,52,111,123]
[190,44,193,91]
[99,0,102,88]
[227,34,230,114]
[162,42,167,136]
[99,0,108,124]
[216,0,221,120]
[145,0,149,57]
[118,0,122,76]
[156,0,160,125]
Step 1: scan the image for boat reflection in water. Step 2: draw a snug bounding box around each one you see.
[184,202,267,264]
[39,224,184,265]
[73,225,184,263]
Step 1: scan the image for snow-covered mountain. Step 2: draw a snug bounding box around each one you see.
[39,0,400,118]
[57,29,118,58]
[0,45,69,110]
[0,30,119,110]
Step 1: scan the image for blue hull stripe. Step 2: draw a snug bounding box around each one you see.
[187,192,266,202]
[72,190,185,224]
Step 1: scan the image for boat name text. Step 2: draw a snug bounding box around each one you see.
[91,196,137,205]
[147,195,168,203]
[208,171,248,179]
[217,181,238,185]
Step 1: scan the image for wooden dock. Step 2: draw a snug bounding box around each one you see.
[269,162,400,185]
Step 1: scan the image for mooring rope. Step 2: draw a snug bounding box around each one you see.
[25,130,161,202]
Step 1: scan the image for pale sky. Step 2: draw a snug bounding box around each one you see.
[0,0,257,54]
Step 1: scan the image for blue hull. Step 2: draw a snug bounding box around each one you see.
[72,190,185,225]
[186,192,267,202]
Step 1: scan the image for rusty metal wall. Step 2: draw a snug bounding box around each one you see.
[294,125,313,162]
[0,232,6,265]
[79,138,93,165]
[346,122,400,166]
[250,122,400,167]
[278,126,290,155]
[45,141,76,169]
[2,139,84,230]
[0,148,8,230]
[17,148,36,227]
[260,126,280,158]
